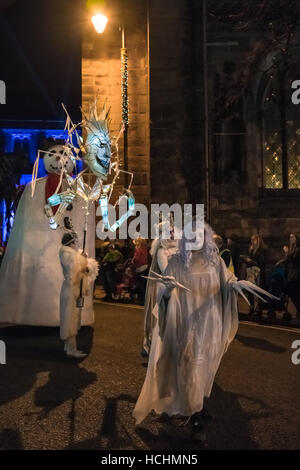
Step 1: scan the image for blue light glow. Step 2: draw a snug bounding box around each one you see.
[0,128,83,242]
[19,174,33,186]
[0,128,82,176]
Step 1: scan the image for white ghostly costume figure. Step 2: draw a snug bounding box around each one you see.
[0,144,95,327]
[142,236,178,357]
[59,232,98,358]
[133,221,276,434]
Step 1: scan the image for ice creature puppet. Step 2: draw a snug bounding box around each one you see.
[46,100,135,237]
[133,221,277,428]
[0,145,95,327]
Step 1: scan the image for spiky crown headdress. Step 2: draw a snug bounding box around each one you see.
[82,97,111,138]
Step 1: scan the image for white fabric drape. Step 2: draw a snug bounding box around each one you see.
[142,239,178,354]
[133,253,239,424]
[0,177,95,326]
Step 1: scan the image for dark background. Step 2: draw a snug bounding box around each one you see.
[0,0,83,124]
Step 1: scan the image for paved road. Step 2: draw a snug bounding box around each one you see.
[0,301,299,450]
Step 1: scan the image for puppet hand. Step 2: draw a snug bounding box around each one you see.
[231,280,279,304]
[48,190,75,207]
[161,275,178,291]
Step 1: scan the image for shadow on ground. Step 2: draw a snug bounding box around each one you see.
[0,325,95,410]
[65,385,276,450]
[236,334,286,353]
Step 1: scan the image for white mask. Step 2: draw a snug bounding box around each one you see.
[184,219,204,251]
[43,145,75,175]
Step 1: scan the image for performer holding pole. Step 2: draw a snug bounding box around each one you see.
[59,232,98,358]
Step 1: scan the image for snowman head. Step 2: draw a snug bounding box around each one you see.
[43,145,75,175]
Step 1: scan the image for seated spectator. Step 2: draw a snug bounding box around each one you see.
[227,234,241,278]
[132,237,150,305]
[115,261,136,301]
[285,235,300,322]
[244,234,267,317]
[213,234,234,273]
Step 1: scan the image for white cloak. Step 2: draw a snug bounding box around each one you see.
[59,245,98,340]
[133,253,239,424]
[0,177,95,326]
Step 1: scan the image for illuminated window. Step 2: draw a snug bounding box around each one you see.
[262,67,300,190]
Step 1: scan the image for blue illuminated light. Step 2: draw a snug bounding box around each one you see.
[19,174,33,186]
[0,128,81,177]
[0,127,82,242]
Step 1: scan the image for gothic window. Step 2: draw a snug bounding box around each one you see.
[262,68,300,190]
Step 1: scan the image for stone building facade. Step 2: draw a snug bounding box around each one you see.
[82,0,150,207]
[1,0,298,259]
[82,0,300,261]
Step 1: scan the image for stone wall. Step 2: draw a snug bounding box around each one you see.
[81,0,300,262]
[81,0,150,207]
[149,0,204,205]
[207,27,300,263]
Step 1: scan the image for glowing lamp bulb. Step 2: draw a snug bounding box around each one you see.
[92,14,108,34]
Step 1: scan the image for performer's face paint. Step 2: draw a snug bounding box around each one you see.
[184,219,204,251]
[84,127,111,179]
[44,145,75,175]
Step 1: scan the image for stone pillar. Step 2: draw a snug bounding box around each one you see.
[81,0,150,207]
[149,0,204,205]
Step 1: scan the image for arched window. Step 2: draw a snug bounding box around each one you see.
[261,63,300,190]
[22,138,30,158]
[13,138,22,154]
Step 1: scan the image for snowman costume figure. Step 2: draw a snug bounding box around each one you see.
[59,232,98,358]
[0,145,95,327]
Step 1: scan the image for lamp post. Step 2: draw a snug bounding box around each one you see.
[202,0,211,223]
[91,14,129,188]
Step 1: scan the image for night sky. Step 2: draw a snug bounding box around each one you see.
[0,0,83,124]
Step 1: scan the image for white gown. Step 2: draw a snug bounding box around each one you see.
[0,177,95,327]
[133,253,239,424]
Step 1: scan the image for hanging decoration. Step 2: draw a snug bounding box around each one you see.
[121,47,129,126]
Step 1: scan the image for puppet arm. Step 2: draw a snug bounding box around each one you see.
[229,279,279,305]
[99,190,135,232]
[47,189,76,206]
[143,270,190,294]
[45,189,76,230]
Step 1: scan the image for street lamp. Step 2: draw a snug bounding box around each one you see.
[91,14,108,33]
[91,14,129,187]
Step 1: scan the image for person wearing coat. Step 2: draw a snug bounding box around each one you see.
[59,232,98,358]
[285,236,300,321]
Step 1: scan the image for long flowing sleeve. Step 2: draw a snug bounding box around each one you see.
[219,257,239,352]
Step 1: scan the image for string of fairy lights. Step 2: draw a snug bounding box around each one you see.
[264,133,283,188]
[264,131,300,189]
[121,47,129,126]
[264,74,300,189]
